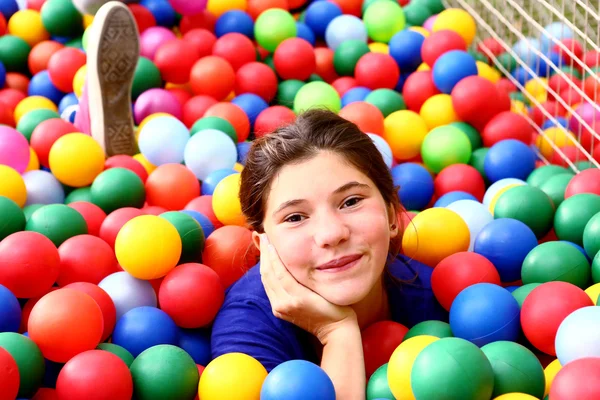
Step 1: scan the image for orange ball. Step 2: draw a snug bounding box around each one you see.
[247,0,289,20]
[28,41,64,76]
[28,289,104,363]
[190,56,235,101]
[5,73,29,94]
[202,226,260,288]
[204,102,250,142]
[339,101,384,135]
[314,47,338,83]
[145,164,201,211]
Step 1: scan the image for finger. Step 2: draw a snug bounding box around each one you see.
[259,234,290,299]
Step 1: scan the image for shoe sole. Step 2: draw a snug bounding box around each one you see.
[87,1,139,157]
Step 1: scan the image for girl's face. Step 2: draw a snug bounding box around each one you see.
[255,151,397,306]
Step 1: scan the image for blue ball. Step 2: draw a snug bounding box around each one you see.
[201,168,237,195]
[395,72,410,93]
[0,284,21,333]
[512,37,544,60]
[474,218,538,282]
[296,22,316,46]
[341,86,371,107]
[432,50,478,94]
[0,61,6,88]
[541,116,568,130]
[261,360,336,400]
[43,359,63,388]
[181,210,215,238]
[512,66,535,87]
[450,283,521,347]
[140,0,176,27]
[112,306,179,357]
[28,70,65,105]
[236,141,251,165]
[505,286,520,293]
[325,15,367,51]
[434,191,478,207]
[178,328,211,366]
[215,10,254,39]
[541,22,574,50]
[484,139,536,183]
[389,30,425,72]
[231,93,268,127]
[0,0,18,19]
[58,93,78,114]
[304,1,342,39]
[391,163,434,211]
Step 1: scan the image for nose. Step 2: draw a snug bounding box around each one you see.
[312,209,350,248]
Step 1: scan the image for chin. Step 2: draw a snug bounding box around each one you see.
[317,283,372,306]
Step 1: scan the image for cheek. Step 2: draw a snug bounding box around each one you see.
[270,228,313,278]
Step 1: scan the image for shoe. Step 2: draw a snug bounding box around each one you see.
[73,0,132,17]
[85,1,139,156]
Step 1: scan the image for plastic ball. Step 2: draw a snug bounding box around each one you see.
[253,8,296,52]
[212,32,256,72]
[261,360,335,400]
[421,125,472,174]
[153,39,199,85]
[435,164,485,201]
[584,212,600,259]
[137,116,189,166]
[367,133,393,168]
[389,29,424,72]
[17,109,60,143]
[231,93,268,128]
[0,35,30,74]
[0,165,26,207]
[7,9,48,47]
[183,128,237,181]
[0,196,24,241]
[355,52,399,90]
[493,185,555,238]
[565,168,600,198]
[201,169,237,197]
[57,234,118,287]
[391,163,434,211]
[325,15,367,51]
[294,81,341,114]
[382,110,427,160]
[432,50,478,94]
[254,105,296,137]
[133,88,183,125]
[139,26,175,60]
[420,93,458,129]
[304,1,342,39]
[433,8,476,46]
[22,170,64,206]
[554,306,600,366]
[273,38,315,81]
[361,320,408,381]
[159,211,204,262]
[47,132,104,187]
[333,40,369,77]
[549,357,600,400]
[199,352,266,399]
[47,47,85,93]
[211,173,244,227]
[367,364,394,400]
[402,71,440,112]
[339,101,383,135]
[63,281,116,342]
[143,164,199,211]
[169,0,207,16]
[363,1,405,43]
[28,70,65,105]
[26,204,87,246]
[0,283,20,333]
[450,76,502,131]
[537,171,570,208]
[214,10,253,38]
[446,199,493,251]
[554,194,600,245]
[421,30,466,67]
[484,139,536,183]
[90,168,145,214]
[341,86,371,106]
[98,272,157,321]
[0,332,45,398]
[204,102,249,142]
[0,126,29,173]
[234,63,277,104]
[522,241,590,289]
[403,320,453,341]
[0,346,19,399]
[365,88,406,117]
[482,111,534,147]
[105,155,148,183]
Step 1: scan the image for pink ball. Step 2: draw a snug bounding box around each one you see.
[423,15,438,31]
[134,88,183,124]
[0,126,30,173]
[140,27,177,60]
[169,0,207,16]
[569,102,600,135]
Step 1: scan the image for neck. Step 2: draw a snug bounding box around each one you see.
[351,276,390,330]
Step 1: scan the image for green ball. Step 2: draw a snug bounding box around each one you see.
[510,91,529,105]
[254,9,297,52]
[0,196,25,240]
[65,37,83,49]
[481,341,545,398]
[527,165,572,188]
[421,0,445,14]
[403,2,432,26]
[584,212,600,259]
[493,185,555,238]
[403,320,453,341]
[277,80,305,108]
[97,343,135,367]
[25,204,87,246]
[469,49,489,64]
[82,25,91,52]
[560,65,582,79]
[470,147,489,181]
[364,89,406,117]
[22,204,44,221]
[91,168,146,214]
[130,345,199,400]
[294,81,341,114]
[362,0,394,14]
[133,57,163,100]
[511,283,541,307]
[498,53,517,74]
[411,337,494,400]
[450,121,482,151]
[521,241,591,288]
[366,363,395,400]
[0,332,45,398]
[307,73,324,82]
[16,109,60,141]
[421,125,472,173]
[41,0,83,37]
[190,116,237,143]
[554,193,600,246]
[160,211,205,263]
[64,186,93,204]
[264,54,276,72]
[593,252,600,283]
[575,161,594,171]
[333,40,370,77]
[539,173,573,208]
[363,1,406,43]
[0,35,31,73]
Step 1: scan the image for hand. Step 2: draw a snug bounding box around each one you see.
[259,234,358,345]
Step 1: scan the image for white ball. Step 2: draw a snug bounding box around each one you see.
[555,306,600,366]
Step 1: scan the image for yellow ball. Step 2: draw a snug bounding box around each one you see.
[369,42,389,54]
[417,63,431,72]
[48,133,105,187]
[383,110,429,160]
[525,78,548,101]
[489,184,520,214]
[233,162,244,172]
[207,0,248,17]
[511,100,528,116]
[0,165,27,207]
[585,282,600,305]
[25,147,40,172]
[544,359,562,397]
[387,335,439,400]
[494,394,539,400]
[535,127,576,159]
[477,61,501,83]
[213,173,246,226]
[198,353,267,400]
[8,10,49,47]
[420,94,458,130]
[115,215,182,280]
[133,153,157,175]
[409,27,430,38]
[14,96,58,124]
[402,208,470,267]
[136,113,172,141]
[83,14,94,28]
[73,65,87,98]
[433,8,477,46]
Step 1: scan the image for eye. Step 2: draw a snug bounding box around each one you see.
[284,214,306,223]
[342,197,363,208]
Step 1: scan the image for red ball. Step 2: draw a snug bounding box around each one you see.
[19,288,58,333]
[0,100,12,127]
[182,95,218,128]
[521,281,593,355]
[431,252,500,311]
[182,29,217,59]
[496,78,517,94]
[31,388,57,400]
[421,30,467,66]
[169,86,193,106]
[338,101,384,135]
[565,168,600,197]
[482,111,534,147]
[145,163,201,210]
[254,106,296,138]
[0,347,19,400]
[105,155,148,183]
[99,208,145,249]
[235,61,278,103]
[578,120,600,151]
[0,88,26,111]
[247,0,289,20]
[185,195,223,229]
[451,76,503,131]
[476,38,504,60]
[47,48,86,93]
[67,202,107,237]
[128,4,156,33]
[26,0,45,11]
[548,74,582,96]
[56,350,133,400]
[330,0,361,16]
[63,282,116,342]
[550,357,600,400]
[28,289,104,363]
[212,33,257,71]
[204,102,250,142]
[550,146,587,167]
[332,76,357,96]
[190,56,235,101]
[28,41,64,76]
[558,86,583,106]
[274,38,316,81]
[434,164,486,201]
[57,235,119,287]
[154,39,200,84]
[202,226,260,288]
[583,50,600,68]
[529,101,568,127]
[402,71,441,112]
[361,321,408,379]
[142,205,169,215]
[0,231,59,299]
[355,53,399,90]
[30,119,78,168]
[314,47,338,83]
[583,73,600,100]
[5,73,29,93]
[179,10,217,35]
[159,263,225,328]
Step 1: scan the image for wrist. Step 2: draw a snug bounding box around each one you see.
[317,316,360,346]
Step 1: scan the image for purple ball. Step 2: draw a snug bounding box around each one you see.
[134,88,183,124]
[423,15,438,31]
[569,102,600,135]
[140,26,177,60]
[0,126,29,173]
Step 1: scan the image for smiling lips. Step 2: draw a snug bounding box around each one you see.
[316,254,363,271]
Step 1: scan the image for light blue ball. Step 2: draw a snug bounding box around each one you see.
[58,93,78,114]
[184,129,237,180]
[236,141,251,165]
[446,199,493,252]
[432,50,478,94]
[231,93,268,127]
[304,0,342,39]
[482,178,527,206]
[202,168,237,195]
[23,170,65,206]
[541,22,574,51]
[555,306,600,366]
[98,272,157,321]
[325,15,368,51]
[342,86,371,106]
[261,360,336,400]
[138,116,190,166]
[180,210,215,238]
[367,133,393,168]
[512,37,544,61]
[434,191,478,207]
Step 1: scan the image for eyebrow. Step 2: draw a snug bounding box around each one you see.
[272,181,371,217]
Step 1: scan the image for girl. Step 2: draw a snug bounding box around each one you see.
[211,109,448,398]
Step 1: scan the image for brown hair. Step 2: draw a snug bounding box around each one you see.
[239,108,404,264]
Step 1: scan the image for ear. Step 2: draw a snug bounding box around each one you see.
[251,231,261,251]
[387,204,400,239]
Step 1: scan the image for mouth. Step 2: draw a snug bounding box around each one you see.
[316,254,363,273]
